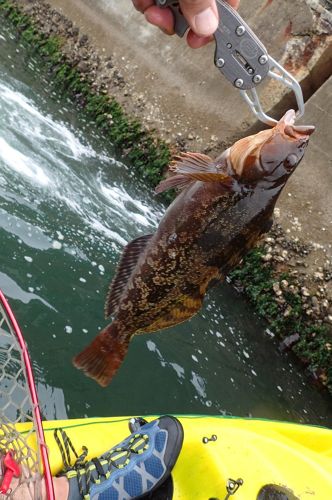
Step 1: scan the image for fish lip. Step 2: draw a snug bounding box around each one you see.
[292,125,315,136]
[281,109,296,126]
[279,110,315,138]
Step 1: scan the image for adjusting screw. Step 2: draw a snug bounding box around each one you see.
[216,58,225,68]
[234,78,244,88]
[236,25,246,36]
[259,54,268,65]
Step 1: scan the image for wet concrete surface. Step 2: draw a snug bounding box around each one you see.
[278,76,332,288]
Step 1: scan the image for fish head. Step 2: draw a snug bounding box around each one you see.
[259,110,315,184]
[229,110,315,186]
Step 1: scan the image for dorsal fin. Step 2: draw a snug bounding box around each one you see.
[104,234,153,318]
[155,152,231,194]
[171,152,216,171]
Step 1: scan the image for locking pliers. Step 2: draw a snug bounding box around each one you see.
[155,0,304,126]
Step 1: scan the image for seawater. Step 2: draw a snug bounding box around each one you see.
[0,22,331,425]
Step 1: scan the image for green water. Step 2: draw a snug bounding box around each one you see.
[1,23,332,426]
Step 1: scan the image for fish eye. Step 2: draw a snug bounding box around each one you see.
[284,153,298,170]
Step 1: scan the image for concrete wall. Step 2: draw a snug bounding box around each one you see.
[41,0,332,142]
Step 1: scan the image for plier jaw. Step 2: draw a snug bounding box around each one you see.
[155,0,305,126]
[240,57,305,126]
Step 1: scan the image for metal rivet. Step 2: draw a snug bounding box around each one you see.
[226,478,244,494]
[216,58,225,68]
[202,434,218,444]
[259,54,268,65]
[235,78,244,88]
[226,42,232,49]
[253,74,262,84]
[236,25,245,36]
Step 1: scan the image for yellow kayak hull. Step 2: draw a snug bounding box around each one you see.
[17,415,332,499]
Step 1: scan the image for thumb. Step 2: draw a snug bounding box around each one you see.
[180,0,219,37]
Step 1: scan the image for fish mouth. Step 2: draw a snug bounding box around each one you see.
[292,124,315,135]
[281,109,296,126]
[279,110,315,138]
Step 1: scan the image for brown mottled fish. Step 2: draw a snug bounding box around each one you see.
[73,110,314,386]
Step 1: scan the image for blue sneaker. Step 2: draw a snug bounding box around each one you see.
[56,416,183,500]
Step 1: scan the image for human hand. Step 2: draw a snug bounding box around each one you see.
[132,1,240,48]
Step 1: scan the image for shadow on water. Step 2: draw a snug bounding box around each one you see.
[0,21,332,425]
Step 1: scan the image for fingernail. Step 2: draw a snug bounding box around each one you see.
[193,7,218,36]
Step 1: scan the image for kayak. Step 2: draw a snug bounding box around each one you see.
[1,292,332,498]
[17,414,332,499]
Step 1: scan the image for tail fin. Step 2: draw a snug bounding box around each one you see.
[73,326,129,387]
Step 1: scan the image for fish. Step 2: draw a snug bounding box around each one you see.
[73,110,314,387]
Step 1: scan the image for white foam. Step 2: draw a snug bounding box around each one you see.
[56,231,64,240]
[99,182,161,227]
[170,363,185,379]
[190,371,206,398]
[0,83,102,162]
[52,241,62,250]
[89,219,127,246]
[130,212,152,227]
[0,271,57,311]
[54,194,84,215]
[0,137,50,186]
[0,210,52,250]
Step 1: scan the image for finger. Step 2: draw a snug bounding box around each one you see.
[184,0,240,47]
[187,30,213,49]
[180,0,219,37]
[132,0,154,13]
[228,0,240,9]
[144,6,175,35]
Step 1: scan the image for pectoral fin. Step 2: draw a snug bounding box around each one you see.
[142,268,221,333]
[156,152,232,194]
[142,292,204,333]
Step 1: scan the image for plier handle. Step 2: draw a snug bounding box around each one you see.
[155,0,304,126]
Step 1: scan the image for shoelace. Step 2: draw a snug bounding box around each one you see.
[54,428,88,472]
[54,428,92,497]
[54,428,150,498]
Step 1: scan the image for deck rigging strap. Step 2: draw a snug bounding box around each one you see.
[0,290,55,499]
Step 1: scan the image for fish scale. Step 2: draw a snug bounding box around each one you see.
[73,111,314,387]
